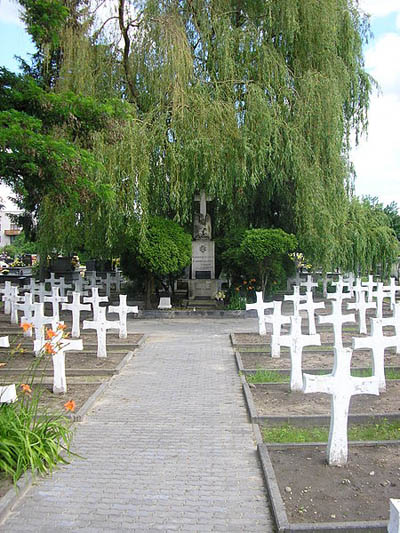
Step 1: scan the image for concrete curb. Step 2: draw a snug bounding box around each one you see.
[240,366,400,376]
[0,472,34,526]
[132,309,248,319]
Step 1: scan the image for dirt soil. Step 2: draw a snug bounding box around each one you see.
[252,382,400,416]
[240,348,400,370]
[269,444,400,523]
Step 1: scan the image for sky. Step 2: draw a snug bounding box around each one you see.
[0,0,399,209]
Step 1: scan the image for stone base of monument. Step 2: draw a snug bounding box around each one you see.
[188,279,218,300]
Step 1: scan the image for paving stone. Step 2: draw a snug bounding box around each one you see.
[1,318,273,531]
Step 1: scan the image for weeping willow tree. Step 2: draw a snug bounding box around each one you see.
[8,0,397,273]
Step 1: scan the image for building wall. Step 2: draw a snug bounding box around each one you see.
[0,209,22,247]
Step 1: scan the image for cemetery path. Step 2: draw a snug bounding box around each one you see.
[1,318,274,532]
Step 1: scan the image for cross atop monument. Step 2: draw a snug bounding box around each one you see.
[195,190,213,219]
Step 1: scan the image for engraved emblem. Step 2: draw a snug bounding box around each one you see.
[200,245,207,253]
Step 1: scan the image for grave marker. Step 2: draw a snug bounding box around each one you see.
[284,286,305,316]
[347,291,376,334]
[108,295,138,338]
[303,347,379,466]
[158,297,172,310]
[300,275,317,294]
[373,282,390,319]
[382,303,400,353]
[388,499,400,533]
[362,274,377,302]
[267,301,291,358]
[298,292,325,335]
[1,281,13,314]
[44,287,67,323]
[353,317,400,391]
[319,299,355,349]
[34,327,83,394]
[246,291,273,336]
[353,277,368,303]
[83,287,108,320]
[62,292,91,338]
[9,286,21,325]
[277,315,321,390]
[16,293,35,337]
[83,306,119,358]
[22,303,54,355]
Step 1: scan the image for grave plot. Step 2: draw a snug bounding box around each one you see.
[238,283,400,530]
[0,332,144,375]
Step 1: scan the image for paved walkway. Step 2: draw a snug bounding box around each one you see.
[2,318,274,532]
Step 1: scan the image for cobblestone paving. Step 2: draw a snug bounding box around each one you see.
[1,318,274,532]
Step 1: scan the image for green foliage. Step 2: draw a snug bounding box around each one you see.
[240,228,297,295]
[19,0,69,48]
[246,371,288,384]
[137,217,192,277]
[0,401,73,483]
[384,202,400,241]
[335,197,399,277]
[262,420,400,444]
[118,216,192,306]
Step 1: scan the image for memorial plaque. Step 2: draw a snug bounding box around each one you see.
[191,241,215,280]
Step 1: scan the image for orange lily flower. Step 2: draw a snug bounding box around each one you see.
[64,400,76,412]
[46,328,56,340]
[21,322,33,332]
[21,383,32,394]
[44,342,56,355]
[57,323,67,331]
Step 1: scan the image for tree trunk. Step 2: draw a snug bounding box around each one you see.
[144,272,154,309]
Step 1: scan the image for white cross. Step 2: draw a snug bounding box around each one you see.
[104,273,113,298]
[303,347,379,466]
[388,499,400,533]
[362,274,377,302]
[1,281,13,314]
[22,303,54,355]
[385,277,400,308]
[372,282,390,319]
[55,277,73,298]
[347,291,376,334]
[83,306,119,358]
[343,272,355,297]
[8,286,22,325]
[284,286,305,316]
[108,295,138,338]
[62,292,91,338]
[85,271,102,288]
[353,317,400,391]
[318,299,355,349]
[29,278,39,294]
[16,293,35,337]
[44,287,67,323]
[300,275,317,294]
[331,275,345,295]
[322,274,328,299]
[32,282,52,303]
[353,277,368,303]
[276,315,321,390]
[34,327,83,394]
[298,291,325,335]
[0,384,16,404]
[382,303,400,353]
[113,270,123,292]
[246,291,273,336]
[266,301,291,358]
[84,287,108,321]
[69,274,89,297]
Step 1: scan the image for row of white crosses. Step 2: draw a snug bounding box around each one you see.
[245,276,400,466]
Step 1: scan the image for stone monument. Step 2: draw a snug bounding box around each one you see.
[189,190,217,300]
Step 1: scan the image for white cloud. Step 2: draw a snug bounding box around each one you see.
[365,32,400,95]
[0,0,24,26]
[358,0,400,18]
[396,12,400,29]
[353,92,400,207]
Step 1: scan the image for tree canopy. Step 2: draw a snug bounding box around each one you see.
[1,0,398,276]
